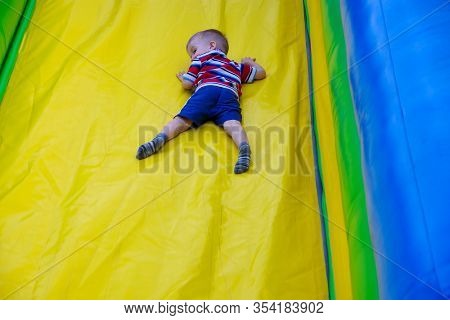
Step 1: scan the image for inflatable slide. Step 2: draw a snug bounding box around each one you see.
[0,0,449,299]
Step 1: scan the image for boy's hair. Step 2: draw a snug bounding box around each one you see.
[187,29,229,54]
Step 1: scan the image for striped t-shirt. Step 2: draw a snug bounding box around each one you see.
[182,50,257,97]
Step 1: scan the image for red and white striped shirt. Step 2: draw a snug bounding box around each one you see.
[182,50,257,97]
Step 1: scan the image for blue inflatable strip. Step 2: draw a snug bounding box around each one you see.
[340,0,450,299]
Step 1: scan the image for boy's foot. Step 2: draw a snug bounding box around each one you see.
[234,142,251,174]
[136,133,168,160]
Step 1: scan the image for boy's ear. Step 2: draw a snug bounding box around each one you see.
[209,41,217,50]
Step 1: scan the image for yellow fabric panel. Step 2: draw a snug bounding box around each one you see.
[304,0,353,299]
[0,0,327,299]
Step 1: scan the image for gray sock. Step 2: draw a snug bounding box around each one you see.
[136,133,168,160]
[234,142,251,174]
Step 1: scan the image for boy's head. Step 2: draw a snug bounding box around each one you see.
[186,29,229,59]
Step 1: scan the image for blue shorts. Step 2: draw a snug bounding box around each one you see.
[177,86,241,127]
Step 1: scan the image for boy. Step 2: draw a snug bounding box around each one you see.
[136,29,266,174]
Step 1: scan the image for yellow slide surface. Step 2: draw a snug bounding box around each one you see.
[0,0,327,299]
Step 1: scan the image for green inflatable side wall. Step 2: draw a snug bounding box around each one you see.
[0,0,35,102]
[303,0,379,299]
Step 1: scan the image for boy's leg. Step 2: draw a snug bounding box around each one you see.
[136,116,192,160]
[162,116,193,140]
[223,120,251,174]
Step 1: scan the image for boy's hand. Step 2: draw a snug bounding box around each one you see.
[176,71,186,82]
[241,57,266,80]
[176,71,194,90]
[241,57,257,65]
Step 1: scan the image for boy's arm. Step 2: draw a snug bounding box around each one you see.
[241,57,266,80]
[176,71,194,90]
